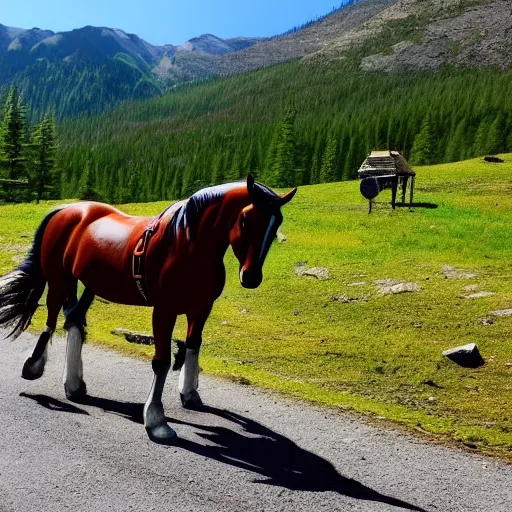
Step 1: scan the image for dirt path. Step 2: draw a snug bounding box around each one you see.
[0,332,511,511]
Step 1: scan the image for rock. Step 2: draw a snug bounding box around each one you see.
[331,295,367,303]
[442,265,477,279]
[505,363,512,368]
[460,292,496,299]
[378,282,421,296]
[489,308,512,317]
[479,318,494,326]
[442,343,484,368]
[463,284,478,291]
[277,231,287,243]
[374,278,401,286]
[413,322,423,328]
[111,328,154,345]
[484,156,504,163]
[240,308,249,314]
[295,262,330,280]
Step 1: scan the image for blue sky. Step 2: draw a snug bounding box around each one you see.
[2,1,347,45]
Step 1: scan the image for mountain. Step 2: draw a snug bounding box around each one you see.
[0,23,261,118]
[2,0,512,118]
[183,0,512,75]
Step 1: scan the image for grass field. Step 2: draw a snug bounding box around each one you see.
[1,155,512,457]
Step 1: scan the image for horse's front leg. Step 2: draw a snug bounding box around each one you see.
[179,306,212,410]
[144,307,177,442]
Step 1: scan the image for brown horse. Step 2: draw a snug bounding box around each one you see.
[0,176,296,441]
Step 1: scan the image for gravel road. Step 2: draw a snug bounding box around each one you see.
[0,332,511,511]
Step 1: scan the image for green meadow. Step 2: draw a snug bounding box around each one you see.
[1,155,512,457]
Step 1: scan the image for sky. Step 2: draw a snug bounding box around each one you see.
[1,1,347,46]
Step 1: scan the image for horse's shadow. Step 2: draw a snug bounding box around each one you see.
[20,393,427,511]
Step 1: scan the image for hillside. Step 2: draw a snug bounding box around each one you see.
[57,60,512,202]
[2,155,512,456]
[3,0,512,118]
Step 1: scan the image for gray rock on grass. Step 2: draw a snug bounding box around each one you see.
[489,308,512,317]
[460,292,495,299]
[295,262,330,280]
[443,343,484,368]
[374,279,421,296]
[442,265,477,279]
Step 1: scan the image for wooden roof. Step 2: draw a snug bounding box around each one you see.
[358,150,415,178]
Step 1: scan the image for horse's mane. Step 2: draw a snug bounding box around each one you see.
[168,180,279,239]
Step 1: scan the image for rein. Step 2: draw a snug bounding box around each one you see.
[132,204,178,302]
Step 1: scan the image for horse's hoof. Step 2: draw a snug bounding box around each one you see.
[21,357,45,380]
[65,380,87,403]
[180,391,203,410]
[146,423,177,444]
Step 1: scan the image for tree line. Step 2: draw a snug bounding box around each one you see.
[4,60,512,204]
[56,61,512,203]
[0,87,59,203]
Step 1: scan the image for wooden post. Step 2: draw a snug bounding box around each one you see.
[401,176,407,204]
[391,176,398,209]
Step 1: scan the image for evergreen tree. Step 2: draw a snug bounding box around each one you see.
[0,87,29,201]
[445,120,467,163]
[320,133,339,183]
[267,107,297,187]
[487,114,505,155]
[410,114,436,165]
[78,159,101,201]
[30,115,59,203]
[127,164,142,202]
[473,119,491,157]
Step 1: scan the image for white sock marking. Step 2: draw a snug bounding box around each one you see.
[63,326,83,392]
[179,349,200,395]
[143,371,168,428]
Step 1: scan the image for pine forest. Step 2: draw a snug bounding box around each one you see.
[2,60,512,203]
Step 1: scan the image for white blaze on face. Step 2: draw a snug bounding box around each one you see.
[90,217,131,250]
[259,215,276,264]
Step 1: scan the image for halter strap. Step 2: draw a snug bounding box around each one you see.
[132,204,175,303]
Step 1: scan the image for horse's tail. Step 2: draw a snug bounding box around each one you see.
[0,206,66,339]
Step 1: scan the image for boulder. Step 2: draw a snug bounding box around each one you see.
[460,292,495,299]
[295,262,330,280]
[442,265,477,279]
[442,343,484,368]
[378,281,420,296]
[489,308,512,317]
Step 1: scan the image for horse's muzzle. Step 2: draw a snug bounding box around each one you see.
[240,268,262,289]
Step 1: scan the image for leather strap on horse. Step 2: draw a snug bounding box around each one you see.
[132,207,172,302]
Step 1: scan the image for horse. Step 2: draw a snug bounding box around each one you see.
[0,175,296,441]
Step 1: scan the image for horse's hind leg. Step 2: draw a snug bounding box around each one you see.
[21,280,73,380]
[63,287,95,402]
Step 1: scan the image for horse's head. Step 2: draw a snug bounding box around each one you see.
[230,175,297,289]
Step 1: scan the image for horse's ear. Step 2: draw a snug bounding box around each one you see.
[279,187,297,206]
[247,174,256,202]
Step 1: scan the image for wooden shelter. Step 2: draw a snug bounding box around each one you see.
[358,150,415,213]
